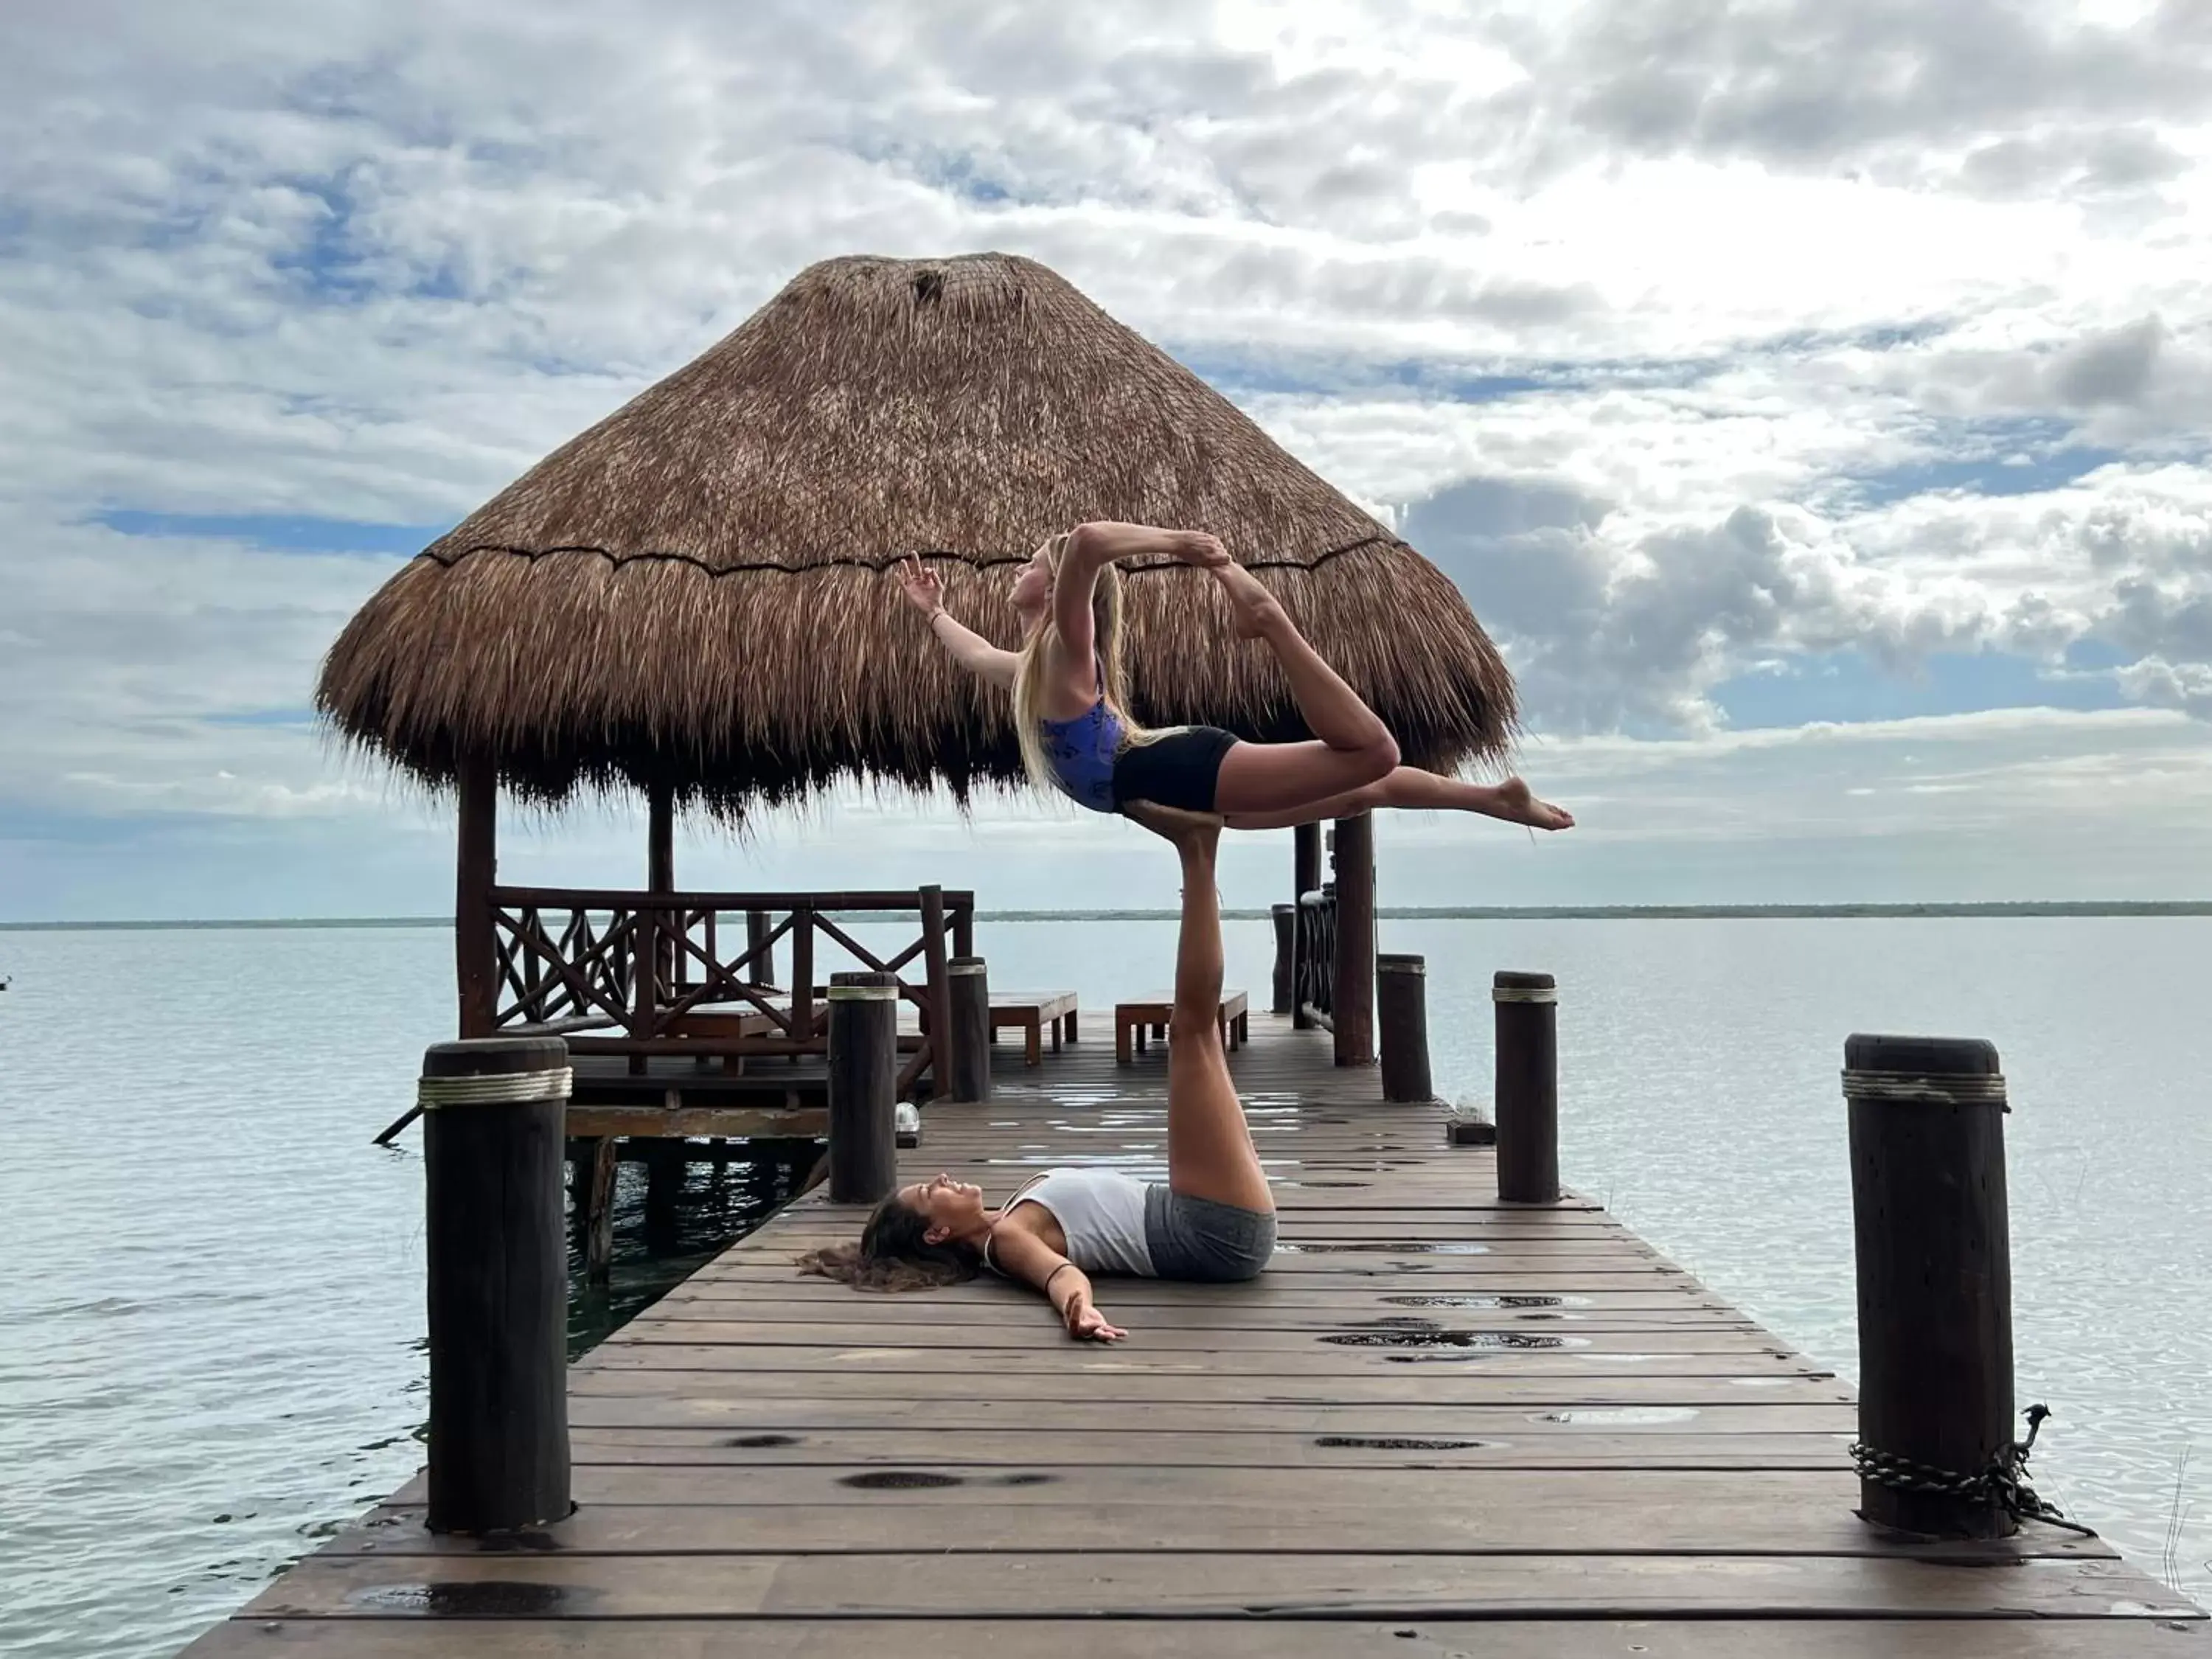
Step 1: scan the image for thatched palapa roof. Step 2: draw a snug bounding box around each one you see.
[317,252,1517,814]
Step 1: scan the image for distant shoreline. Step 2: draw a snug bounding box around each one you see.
[5,901,2211,932]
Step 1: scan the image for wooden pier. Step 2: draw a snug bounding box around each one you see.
[187,1015,2200,1655]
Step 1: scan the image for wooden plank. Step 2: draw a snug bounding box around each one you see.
[664,1280,1719,1308]
[326,1470,2108,1557]
[602,1321,1804,1355]
[181,1618,2212,1658]
[563,1397,1865,1435]
[644,1299,1757,1329]
[561,1427,1860,1470]
[577,1346,1823,1380]
[237,1552,2177,1621]
[566,1369,1856,1404]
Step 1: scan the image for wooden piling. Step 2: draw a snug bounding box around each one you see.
[946,956,992,1103]
[1493,970,1559,1203]
[827,970,899,1203]
[1846,1032,2017,1539]
[419,1034,571,1534]
[1377,953,1433,1104]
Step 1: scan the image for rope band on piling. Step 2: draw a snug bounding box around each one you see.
[416,1067,574,1109]
[1850,1405,2093,1537]
[1841,1068,2008,1107]
[827,983,899,1001]
[947,962,987,976]
[1492,986,1558,1004]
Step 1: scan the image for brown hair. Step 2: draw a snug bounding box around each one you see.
[796,1193,985,1293]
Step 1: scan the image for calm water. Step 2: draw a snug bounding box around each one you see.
[1,917,2207,1654]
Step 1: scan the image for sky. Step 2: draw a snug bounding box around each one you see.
[3,0,2211,919]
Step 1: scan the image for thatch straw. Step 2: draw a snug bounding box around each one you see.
[316,252,1517,814]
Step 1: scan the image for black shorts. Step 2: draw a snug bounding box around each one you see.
[1112,726,1238,814]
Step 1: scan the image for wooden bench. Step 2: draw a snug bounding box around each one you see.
[661,1002,781,1074]
[989,991,1079,1066]
[1113,989,1249,1064]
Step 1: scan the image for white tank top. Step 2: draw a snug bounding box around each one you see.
[996,1169,1155,1277]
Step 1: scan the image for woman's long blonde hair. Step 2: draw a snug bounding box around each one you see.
[1010,532,1152,795]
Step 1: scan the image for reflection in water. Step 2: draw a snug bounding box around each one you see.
[564,1144,815,1358]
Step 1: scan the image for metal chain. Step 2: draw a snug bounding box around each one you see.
[1849,1404,2097,1537]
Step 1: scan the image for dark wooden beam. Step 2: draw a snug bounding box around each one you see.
[455,758,498,1039]
[1331,811,1375,1066]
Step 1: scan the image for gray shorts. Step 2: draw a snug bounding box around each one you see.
[1143,1183,1277,1282]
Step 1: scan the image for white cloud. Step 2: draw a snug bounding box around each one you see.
[3,0,2211,911]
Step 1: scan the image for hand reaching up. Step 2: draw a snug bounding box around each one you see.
[894,555,945,616]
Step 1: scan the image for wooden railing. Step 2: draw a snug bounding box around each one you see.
[484,886,975,1096]
[1295,885,1337,1032]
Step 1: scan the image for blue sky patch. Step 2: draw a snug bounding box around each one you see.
[94,510,448,555]
[1713,647,2134,728]
[1841,445,2124,507]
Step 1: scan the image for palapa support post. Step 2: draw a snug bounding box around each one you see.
[420,1034,572,1534]
[454,758,498,1040]
[827,971,900,1203]
[646,782,675,995]
[747,909,776,990]
[1846,1033,2017,1540]
[1292,823,1324,1031]
[1293,821,1323,897]
[1377,953,1433,1104]
[790,910,815,1047]
[947,956,992,1103]
[918,885,954,1100]
[1331,813,1376,1065]
[1493,971,1559,1203]
[1270,903,1296,1015]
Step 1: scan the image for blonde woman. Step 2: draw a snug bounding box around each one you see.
[895,521,1573,832]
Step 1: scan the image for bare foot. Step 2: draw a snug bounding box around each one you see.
[1123,799,1226,849]
[1494,776,1574,831]
[1208,560,1290,641]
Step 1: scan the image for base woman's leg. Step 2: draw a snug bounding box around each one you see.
[1158,819,1273,1214]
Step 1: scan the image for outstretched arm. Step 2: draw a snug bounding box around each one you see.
[990,1222,1126,1342]
[895,557,1018,689]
